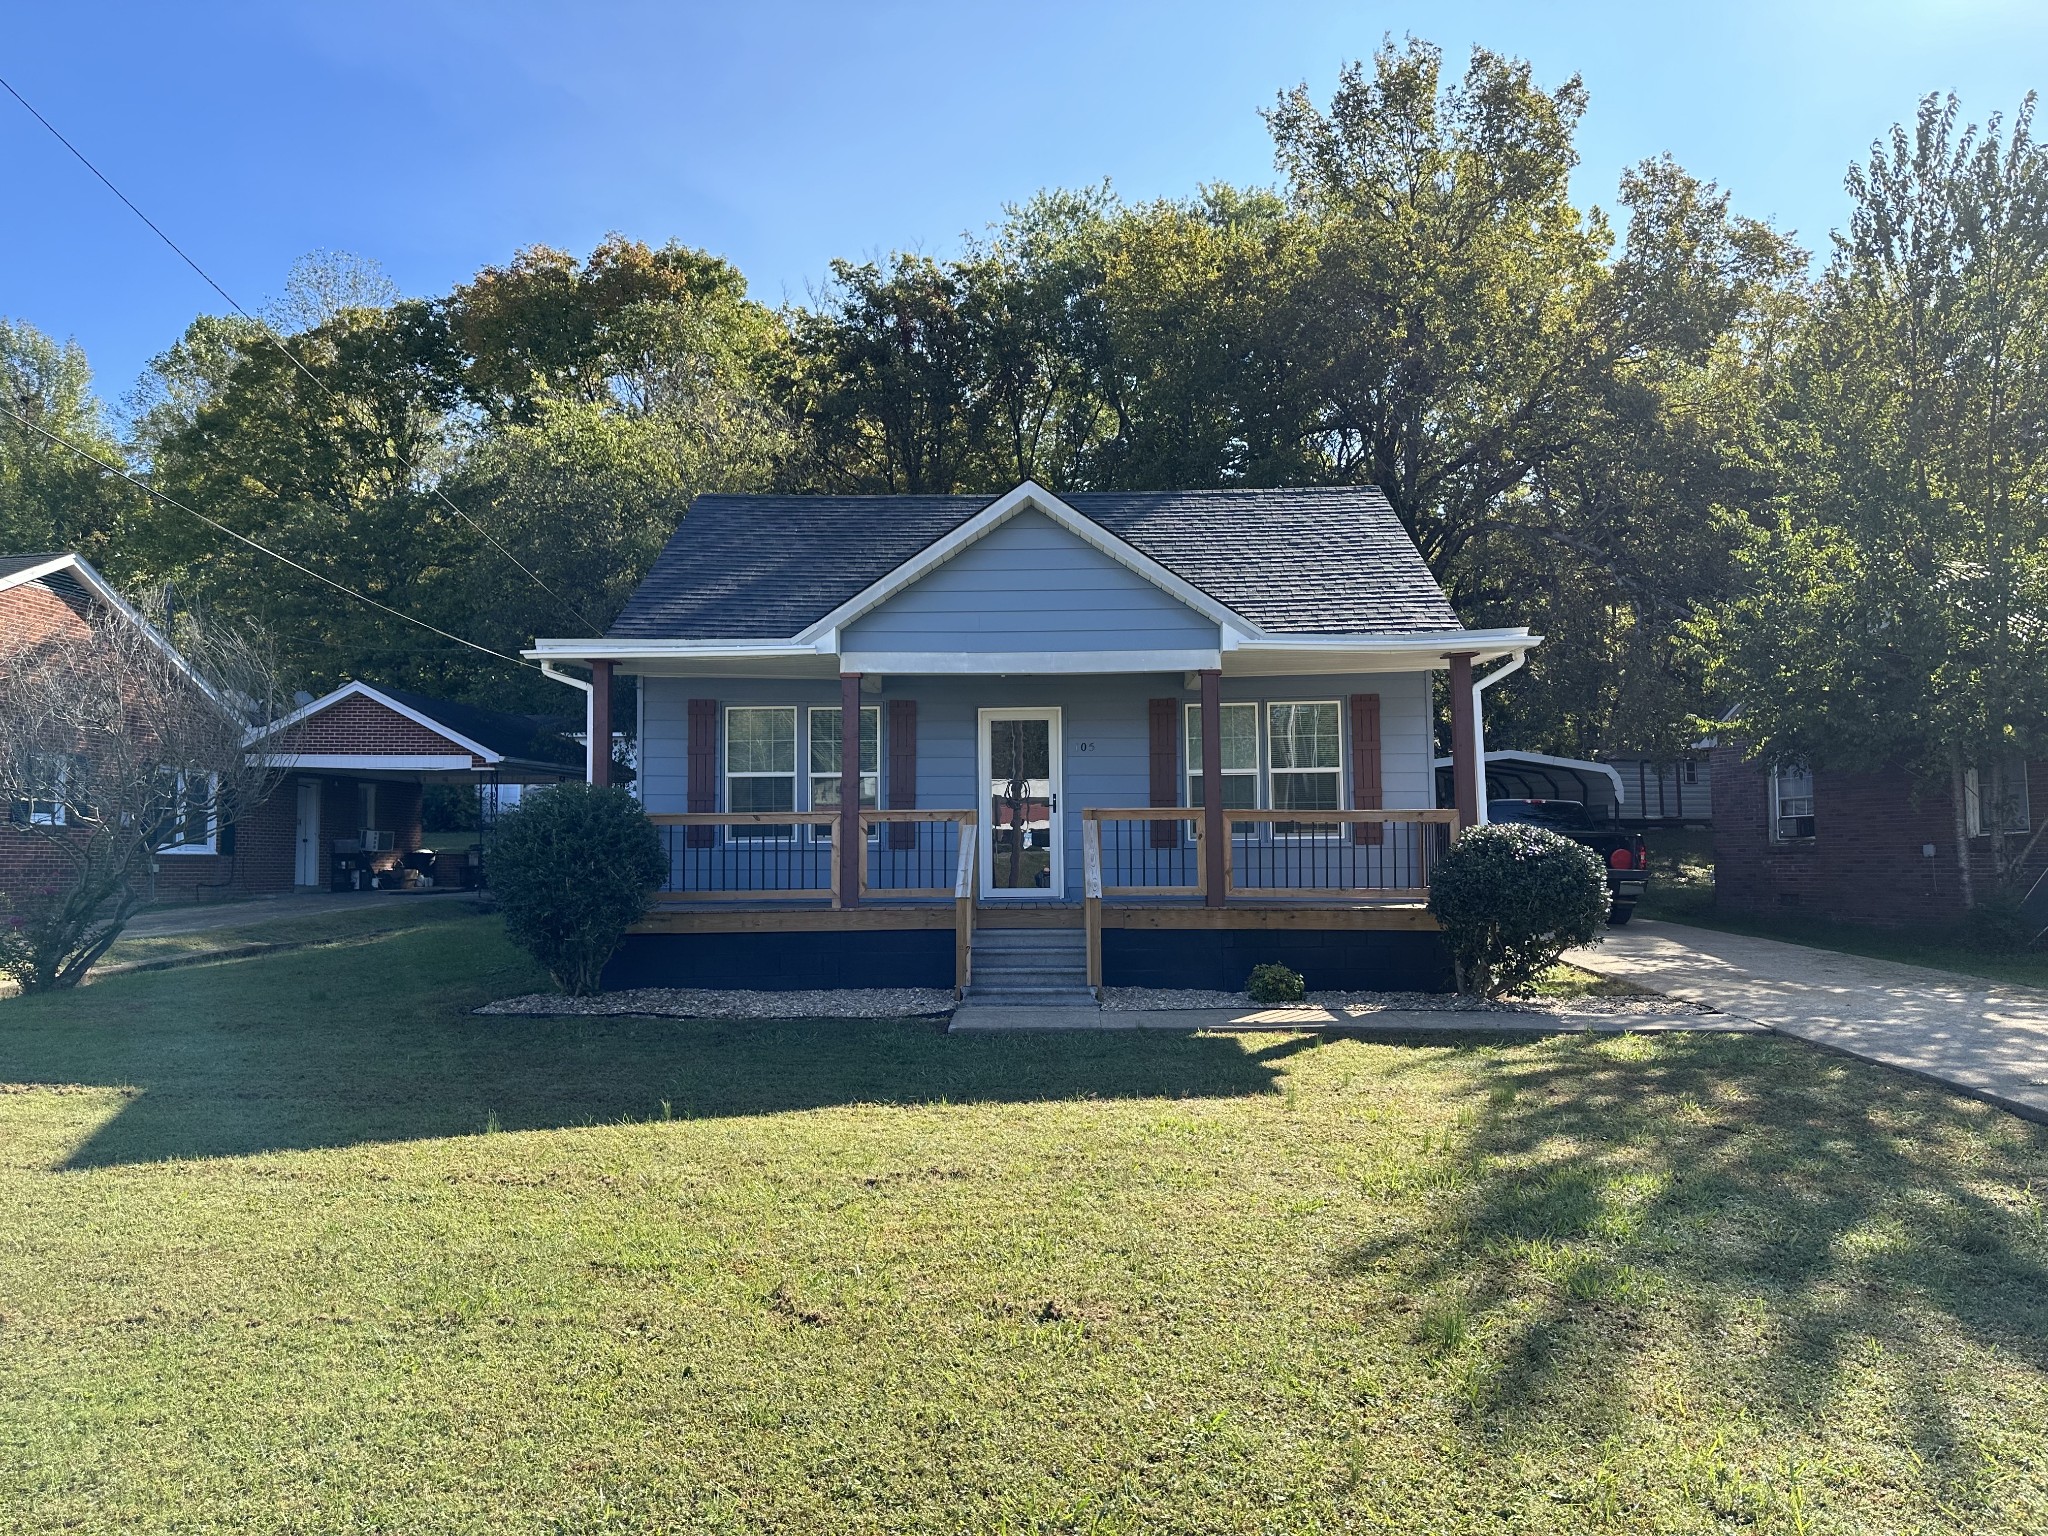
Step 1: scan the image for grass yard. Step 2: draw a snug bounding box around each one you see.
[1638,827,2048,989]
[4,917,2048,1531]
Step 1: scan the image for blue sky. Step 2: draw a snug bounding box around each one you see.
[6,1,2045,408]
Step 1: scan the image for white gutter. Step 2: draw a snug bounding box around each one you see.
[540,661,595,783]
[1469,652,1527,825]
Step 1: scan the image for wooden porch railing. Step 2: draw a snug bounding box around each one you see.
[1224,810,1460,902]
[857,809,978,901]
[1079,807,1206,897]
[646,812,842,903]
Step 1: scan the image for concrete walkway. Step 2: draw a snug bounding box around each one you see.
[947,1002,1763,1034]
[1568,921,2048,1122]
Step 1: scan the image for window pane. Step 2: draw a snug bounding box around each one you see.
[1185,704,1259,775]
[811,773,879,811]
[1269,703,1339,770]
[809,707,878,775]
[729,776,795,814]
[1271,771,1339,813]
[728,708,794,774]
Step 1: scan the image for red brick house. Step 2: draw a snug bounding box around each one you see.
[1712,744,2048,927]
[3,553,578,906]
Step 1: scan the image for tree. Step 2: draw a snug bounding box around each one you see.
[0,595,293,991]
[1698,93,2048,901]
[0,318,139,563]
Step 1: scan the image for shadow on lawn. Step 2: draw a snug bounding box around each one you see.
[0,944,1299,1167]
[1337,1033,2048,1514]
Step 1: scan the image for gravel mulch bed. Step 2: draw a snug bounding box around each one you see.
[476,987,957,1020]
[1098,986,1709,1017]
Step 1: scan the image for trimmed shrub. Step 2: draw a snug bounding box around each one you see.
[1247,962,1307,1003]
[1428,823,1608,999]
[487,784,665,995]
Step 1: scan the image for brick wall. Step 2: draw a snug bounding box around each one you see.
[281,692,483,763]
[1712,744,2048,927]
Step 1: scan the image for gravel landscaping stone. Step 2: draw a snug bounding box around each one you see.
[476,987,958,1020]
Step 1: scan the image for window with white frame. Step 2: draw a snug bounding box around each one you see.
[23,753,69,825]
[154,771,217,854]
[725,706,797,838]
[1770,765,1815,842]
[1267,701,1343,831]
[808,705,879,841]
[1965,760,2031,837]
[1184,702,1260,810]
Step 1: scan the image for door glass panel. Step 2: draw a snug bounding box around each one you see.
[988,718,1053,890]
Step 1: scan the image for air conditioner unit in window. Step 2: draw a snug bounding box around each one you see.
[361,829,394,852]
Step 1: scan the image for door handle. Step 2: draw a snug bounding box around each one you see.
[1050,793,1058,812]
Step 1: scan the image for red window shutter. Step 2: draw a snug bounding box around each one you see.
[887,698,917,850]
[686,699,717,848]
[1148,697,1179,848]
[1350,693,1383,846]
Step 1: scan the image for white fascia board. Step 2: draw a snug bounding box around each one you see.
[525,638,832,663]
[1431,749,1625,798]
[0,554,79,595]
[267,752,480,771]
[1236,627,1538,657]
[839,648,1224,676]
[249,680,503,764]
[790,480,1260,645]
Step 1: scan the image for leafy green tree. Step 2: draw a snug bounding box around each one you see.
[1698,93,2048,901]
[0,318,138,562]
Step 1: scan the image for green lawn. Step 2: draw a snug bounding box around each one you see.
[1639,827,2048,988]
[4,917,2048,1531]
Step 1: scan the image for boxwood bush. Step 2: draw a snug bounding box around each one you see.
[1428,823,1608,999]
[1247,962,1307,1003]
[488,784,666,996]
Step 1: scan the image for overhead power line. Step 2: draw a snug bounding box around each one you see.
[0,70,600,634]
[0,400,532,669]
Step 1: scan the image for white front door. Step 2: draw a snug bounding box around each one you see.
[293,778,322,887]
[978,708,1063,900]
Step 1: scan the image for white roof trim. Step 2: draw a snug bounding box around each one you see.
[275,753,481,771]
[251,680,500,763]
[1,553,231,708]
[1432,749,1626,801]
[791,481,1259,644]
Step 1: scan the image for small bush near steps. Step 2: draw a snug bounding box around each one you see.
[1428,823,1608,999]
[1247,962,1307,1003]
[487,784,665,996]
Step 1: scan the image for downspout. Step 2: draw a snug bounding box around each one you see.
[1469,653,1527,826]
[540,662,595,783]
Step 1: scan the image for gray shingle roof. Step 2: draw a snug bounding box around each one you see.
[607,488,1460,640]
[0,552,70,584]
[374,686,584,771]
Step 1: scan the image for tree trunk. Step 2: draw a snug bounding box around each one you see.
[1951,746,1976,910]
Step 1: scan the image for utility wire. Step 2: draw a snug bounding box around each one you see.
[0,400,533,669]
[0,70,601,634]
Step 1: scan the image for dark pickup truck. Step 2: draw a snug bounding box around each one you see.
[1486,799,1648,925]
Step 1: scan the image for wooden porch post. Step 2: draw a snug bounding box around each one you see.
[1448,652,1479,830]
[588,659,613,788]
[1200,667,1225,906]
[839,672,862,908]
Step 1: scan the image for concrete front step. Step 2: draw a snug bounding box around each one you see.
[963,991,1101,1009]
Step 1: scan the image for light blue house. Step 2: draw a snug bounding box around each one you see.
[529,481,1534,997]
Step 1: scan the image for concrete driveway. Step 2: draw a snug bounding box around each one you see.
[1569,920,2048,1122]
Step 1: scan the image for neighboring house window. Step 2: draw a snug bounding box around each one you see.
[1770,765,1815,842]
[1267,701,1343,832]
[155,772,217,854]
[25,753,69,825]
[1183,702,1260,810]
[808,705,879,842]
[1965,761,2031,837]
[725,705,797,838]
[1683,759,1699,784]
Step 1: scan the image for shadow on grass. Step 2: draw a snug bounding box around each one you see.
[0,919,1297,1168]
[1335,1033,2048,1514]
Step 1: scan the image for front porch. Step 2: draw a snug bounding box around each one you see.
[613,806,1460,996]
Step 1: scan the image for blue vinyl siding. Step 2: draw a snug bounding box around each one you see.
[637,669,1436,898]
[842,509,1218,654]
